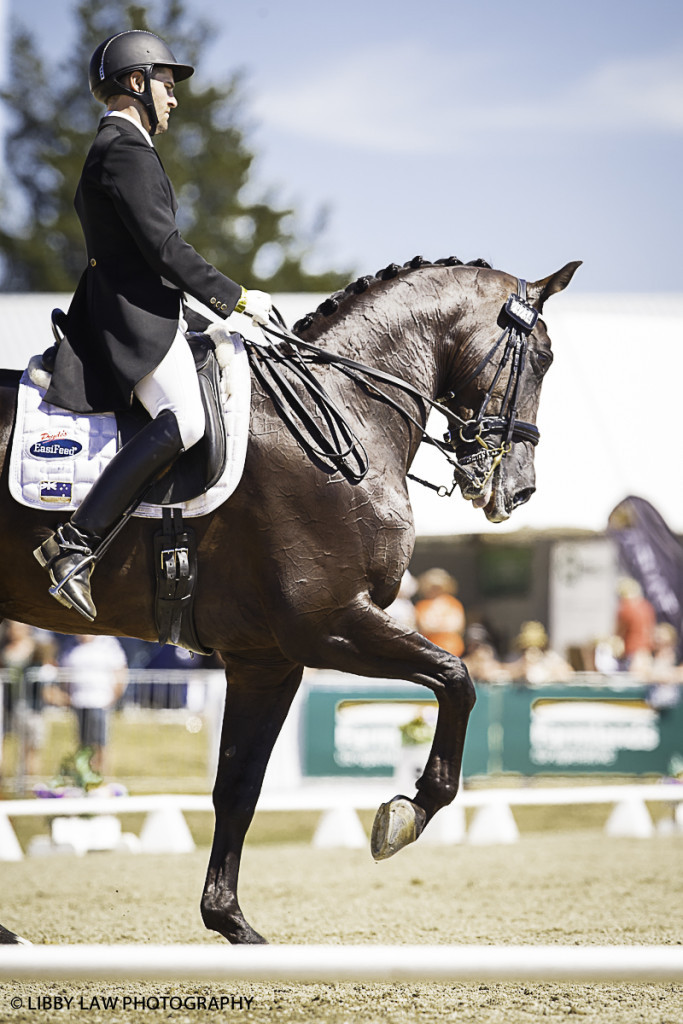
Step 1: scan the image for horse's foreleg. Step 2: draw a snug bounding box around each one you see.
[201,657,303,945]
[290,596,475,858]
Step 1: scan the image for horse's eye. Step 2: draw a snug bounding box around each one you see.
[533,349,553,375]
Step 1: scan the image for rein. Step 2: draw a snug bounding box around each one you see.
[245,281,540,496]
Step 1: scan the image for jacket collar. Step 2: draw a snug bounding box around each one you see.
[99,113,154,147]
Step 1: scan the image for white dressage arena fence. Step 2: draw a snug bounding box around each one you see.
[1,943,683,984]
[1,782,682,859]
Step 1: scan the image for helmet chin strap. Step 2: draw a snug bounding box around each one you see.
[114,68,159,135]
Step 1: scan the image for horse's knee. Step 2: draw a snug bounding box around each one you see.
[444,658,477,712]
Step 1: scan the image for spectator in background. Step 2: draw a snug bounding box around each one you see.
[462,623,511,683]
[507,620,574,685]
[414,569,466,657]
[59,635,128,776]
[593,634,624,674]
[0,621,58,777]
[640,622,683,711]
[615,577,656,669]
[631,622,683,683]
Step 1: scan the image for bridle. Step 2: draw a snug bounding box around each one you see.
[435,279,541,494]
[249,279,541,496]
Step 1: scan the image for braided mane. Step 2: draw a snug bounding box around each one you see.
[293,255,493,335]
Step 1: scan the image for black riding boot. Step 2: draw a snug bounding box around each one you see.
[34,409,184,621]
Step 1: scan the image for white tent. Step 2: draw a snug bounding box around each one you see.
[2,291,682,536]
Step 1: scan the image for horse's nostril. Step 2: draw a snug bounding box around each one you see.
[514,487,536,507]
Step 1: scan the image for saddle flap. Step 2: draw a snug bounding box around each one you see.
[117,338,227,506]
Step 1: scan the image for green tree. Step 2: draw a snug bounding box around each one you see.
[0,0,350,293]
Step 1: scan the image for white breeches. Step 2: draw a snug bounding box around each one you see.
[134,331,206,450]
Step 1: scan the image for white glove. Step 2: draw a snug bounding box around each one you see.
[207,312,269,348]
[242,289,273,325]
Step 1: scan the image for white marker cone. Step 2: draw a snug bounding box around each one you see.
[605,798,654,839]
[312,807,367,849]
[467,803,519,845]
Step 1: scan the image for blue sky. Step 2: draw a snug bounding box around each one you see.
[3,0,683,292]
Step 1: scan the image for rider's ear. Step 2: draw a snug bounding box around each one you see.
[127,70,146,94]
[527,261,582,311]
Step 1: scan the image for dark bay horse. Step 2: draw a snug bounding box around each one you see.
[0,258,580,944]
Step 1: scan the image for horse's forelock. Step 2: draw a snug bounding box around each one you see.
[293,256,493,337]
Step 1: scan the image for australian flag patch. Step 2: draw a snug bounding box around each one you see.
[40,480,72,504]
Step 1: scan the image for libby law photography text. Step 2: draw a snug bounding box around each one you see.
[9,992,255,1012]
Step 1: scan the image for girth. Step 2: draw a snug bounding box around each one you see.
[153,507,212,656]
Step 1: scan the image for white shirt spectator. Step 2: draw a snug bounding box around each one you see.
[61,635,127,709]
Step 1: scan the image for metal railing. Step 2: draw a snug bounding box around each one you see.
[0,668,226,795]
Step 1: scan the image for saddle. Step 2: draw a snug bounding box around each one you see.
[13,314,252,656]
[40,316,227,505]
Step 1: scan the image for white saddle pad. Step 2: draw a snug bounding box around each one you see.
[8,334,251,519]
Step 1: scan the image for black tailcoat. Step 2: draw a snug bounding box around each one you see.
[45,116,241,413]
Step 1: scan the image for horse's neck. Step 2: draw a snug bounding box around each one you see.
[316,295,445,400]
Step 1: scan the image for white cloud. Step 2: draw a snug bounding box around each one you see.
[569,52,683,132]
[251,40,490,154]
[252,42,683,155]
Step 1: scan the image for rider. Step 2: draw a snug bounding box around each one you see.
[35,30,272,622]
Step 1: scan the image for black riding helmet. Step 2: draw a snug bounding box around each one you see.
[89,30,194,135]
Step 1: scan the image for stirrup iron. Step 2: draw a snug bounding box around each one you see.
[33,523,98,621]
[47,551,97,603]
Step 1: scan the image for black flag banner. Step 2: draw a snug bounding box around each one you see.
[608,495,683,660]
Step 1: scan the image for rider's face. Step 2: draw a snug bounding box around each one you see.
[149,67,177,134]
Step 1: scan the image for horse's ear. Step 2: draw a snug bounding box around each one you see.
[527,261,582,311]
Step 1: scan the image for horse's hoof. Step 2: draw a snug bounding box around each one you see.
[371,795,426,861]
[202,908,268,945]
[227,923,268,945]
[0,924,31,945]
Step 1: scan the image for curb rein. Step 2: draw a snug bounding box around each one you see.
[249,279,541,497]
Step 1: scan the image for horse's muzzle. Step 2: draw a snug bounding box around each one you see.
[511,485,536,509]
[481,465,536,523]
